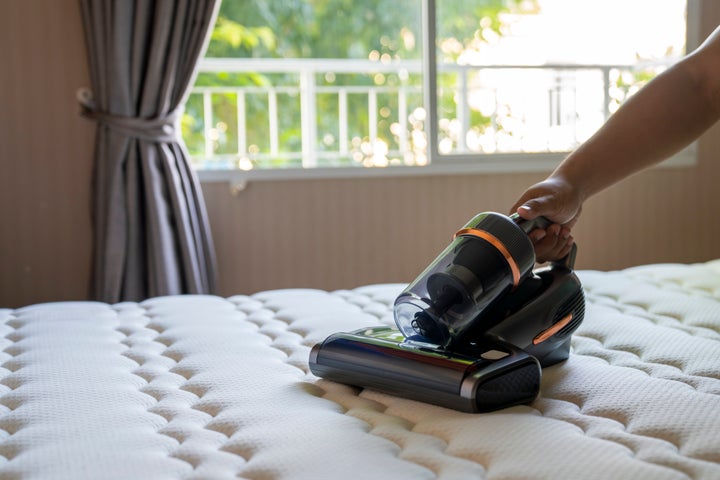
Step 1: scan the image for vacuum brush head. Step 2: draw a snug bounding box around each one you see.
[309,327,541,413]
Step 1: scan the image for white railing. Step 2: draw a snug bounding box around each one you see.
[187,58,667,170]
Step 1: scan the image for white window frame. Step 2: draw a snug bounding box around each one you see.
[197,0,701,189]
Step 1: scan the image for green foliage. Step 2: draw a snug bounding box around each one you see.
[436,0,539,63]
[206,0,422,59]
[211,17,276,52]
[438,1,508,45]
[186,0,540,166]
[183,94,205,158]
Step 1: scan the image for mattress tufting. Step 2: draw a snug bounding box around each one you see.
[1,261,720,479]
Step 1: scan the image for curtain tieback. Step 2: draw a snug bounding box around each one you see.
[77,87,180,142]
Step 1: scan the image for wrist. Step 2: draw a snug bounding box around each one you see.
[548,165,588,206]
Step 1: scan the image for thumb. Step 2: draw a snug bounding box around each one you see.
[516,196,567,224]
[515,196,552,220]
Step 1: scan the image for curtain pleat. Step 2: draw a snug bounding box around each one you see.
[79,0,220,302]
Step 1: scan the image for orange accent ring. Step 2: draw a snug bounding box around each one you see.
[532,313,574,345]
[454,228,521,288]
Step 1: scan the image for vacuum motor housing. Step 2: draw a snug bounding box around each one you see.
[393,212,544,347]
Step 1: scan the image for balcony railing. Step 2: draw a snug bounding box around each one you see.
[185,57,667,171]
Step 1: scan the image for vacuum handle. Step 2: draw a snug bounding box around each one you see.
[556,243,578,269]
[509,213,552,234]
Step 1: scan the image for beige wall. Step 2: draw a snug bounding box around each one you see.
[1,0,95,308]
[1,0,719,307]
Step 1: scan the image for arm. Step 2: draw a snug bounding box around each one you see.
[513,26,720,261]
[552,26,720,205]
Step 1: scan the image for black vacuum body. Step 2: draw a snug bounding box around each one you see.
[309,212,585,413]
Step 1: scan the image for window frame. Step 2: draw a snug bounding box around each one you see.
[196,0,701,188]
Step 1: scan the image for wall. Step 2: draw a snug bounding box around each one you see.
[203,134,720,297]
[1,0,719,307]
[0,0,95,307]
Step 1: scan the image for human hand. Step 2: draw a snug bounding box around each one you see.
[525,222,574,264]
[511,176,583,263]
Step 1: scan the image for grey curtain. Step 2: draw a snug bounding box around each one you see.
[78,0,220,302]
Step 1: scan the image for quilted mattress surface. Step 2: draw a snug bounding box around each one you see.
[1,261,720,479]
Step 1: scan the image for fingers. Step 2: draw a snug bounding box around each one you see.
[510,176,581,263]
[527,227,547,243]
[529,223,574,264]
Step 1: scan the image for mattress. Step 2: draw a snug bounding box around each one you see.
[1,260,720,479]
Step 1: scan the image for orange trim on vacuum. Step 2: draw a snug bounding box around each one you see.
[454,228,521,287]
[532,313,574,345]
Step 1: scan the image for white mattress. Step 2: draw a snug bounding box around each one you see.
[1,260,720,479]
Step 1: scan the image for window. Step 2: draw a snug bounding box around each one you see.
[187,0,696,182]
[426,0,694,170]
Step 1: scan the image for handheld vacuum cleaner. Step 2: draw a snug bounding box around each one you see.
[309,212,585,412]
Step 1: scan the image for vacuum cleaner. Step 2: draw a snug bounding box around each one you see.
[309,212,585,413]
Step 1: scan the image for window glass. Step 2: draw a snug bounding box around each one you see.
[429,0,687,159]
[185,0,689,173]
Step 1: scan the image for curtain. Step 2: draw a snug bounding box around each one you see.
[78,0,219,302]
